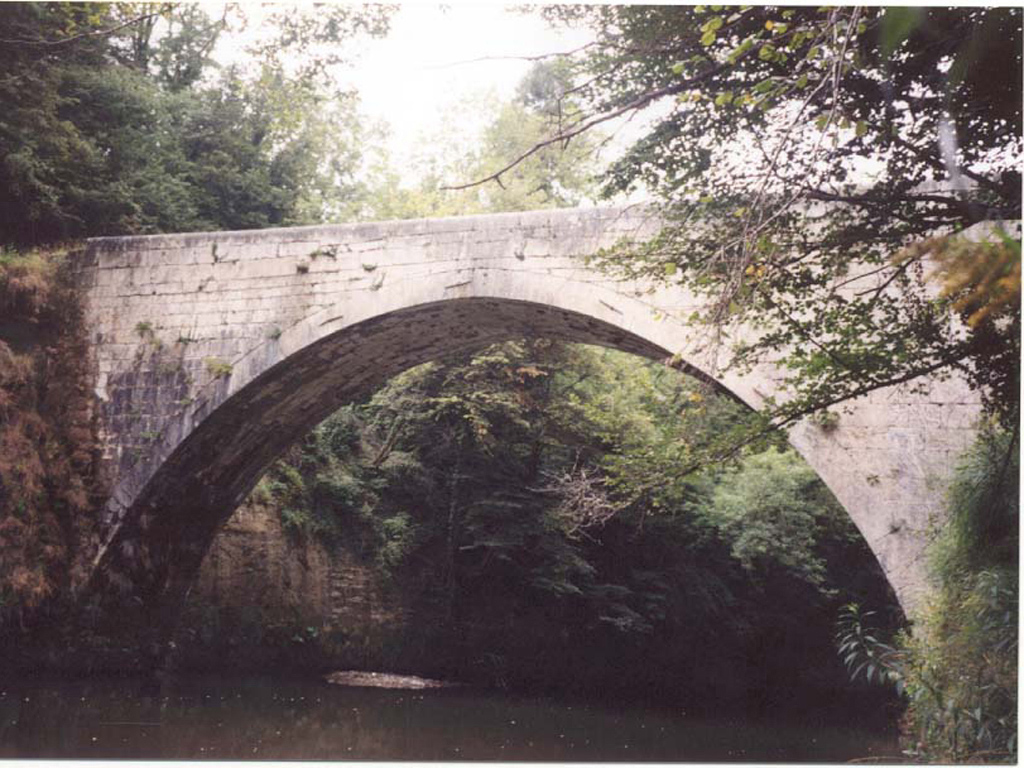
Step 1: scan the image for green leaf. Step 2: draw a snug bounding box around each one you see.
[664,262,678,276]
[855,120,868,138]
[700,15,724,33]
[727,37,754,63]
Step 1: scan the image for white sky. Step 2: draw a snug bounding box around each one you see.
[212,2,600,178]
[347,4,595,165]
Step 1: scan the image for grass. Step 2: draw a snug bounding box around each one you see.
[204,357,234,379]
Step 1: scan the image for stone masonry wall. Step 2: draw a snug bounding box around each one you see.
[75,208,662,490]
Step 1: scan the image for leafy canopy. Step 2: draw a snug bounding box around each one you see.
[0,2,392,244]
[253,340,895,699]
[503,6,1023,431]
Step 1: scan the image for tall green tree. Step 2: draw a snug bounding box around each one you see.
[364,61,603,221]
[0,3,127,242]
[0,2,391,244]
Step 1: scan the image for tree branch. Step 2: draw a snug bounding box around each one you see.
[671,348,973,481]
[426,41,601,70]
[441,60,736,192]
[0,8,171,48]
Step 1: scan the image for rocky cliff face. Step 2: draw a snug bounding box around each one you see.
[185,499,411,668]
[192,500,334,623]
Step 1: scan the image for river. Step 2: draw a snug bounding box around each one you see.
[0,672,900,761]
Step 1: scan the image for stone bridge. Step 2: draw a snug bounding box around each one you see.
[74,206,981,630]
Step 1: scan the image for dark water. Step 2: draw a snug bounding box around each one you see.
[0,673,900,762]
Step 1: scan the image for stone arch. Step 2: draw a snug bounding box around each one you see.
[88,295,722,611]
[79,207,981,627]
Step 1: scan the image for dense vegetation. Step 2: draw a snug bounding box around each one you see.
[0,3,595,241]
[179,340,900,714]
[0,3,390,243]
[0,248,95,626]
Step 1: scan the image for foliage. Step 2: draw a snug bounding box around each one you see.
[246,3,393,88]
[203,357,232,379]
[836,604,903,690]
[932,422,1020,579]
[363,61,602,221]
[241,340,897,706]
[705,449,856,590]
[897,230,1021,425]
[0,248,95,629]
[899,569,1018,763]
[916,231,1021,334]
[0,3,391,244]
[487,7,1024,434]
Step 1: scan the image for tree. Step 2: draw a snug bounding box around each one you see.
[0,3,127,242]
[466,7,1021,432]
[704,449,852,589]
[363,61,603,221]
[239,340,895,705]
[0,2,391,244]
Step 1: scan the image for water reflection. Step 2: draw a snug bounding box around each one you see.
[0,673,899,761]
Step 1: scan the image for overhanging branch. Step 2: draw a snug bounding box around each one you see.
[0,8,171,47]
[440,59,736,192]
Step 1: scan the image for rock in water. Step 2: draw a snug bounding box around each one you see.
[325,671,453,689]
